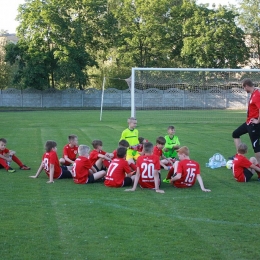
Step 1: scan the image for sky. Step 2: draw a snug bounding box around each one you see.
[0,0,26,34]
[0,0,239,34]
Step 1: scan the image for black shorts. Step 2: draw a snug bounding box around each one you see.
[93,164,106,172]
[244,168,253,182]
[122,177,133,187]
[86,174,95,184]
[58,166,72,179]
[232,122,260,153]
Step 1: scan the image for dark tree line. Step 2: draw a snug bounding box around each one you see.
[1,0,257,89]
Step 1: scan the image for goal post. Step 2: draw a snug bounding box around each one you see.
[129,67,260,122]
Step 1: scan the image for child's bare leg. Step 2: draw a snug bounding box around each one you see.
[95,158,103,170]
[59,158,65,164]
[93,170,106,180]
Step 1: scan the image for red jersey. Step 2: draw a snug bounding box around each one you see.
[72,156,92,184]
[89,149,106,166]
[104,158,132,187]
[62,144,78,166]
[247,89,260,124]
[0,148,9,155]
[153,146,163,158]
[232,154,252,182]
[136,154,161,189]
[173,159,200,188]
[112,149,117,159]
[42,150,62,179]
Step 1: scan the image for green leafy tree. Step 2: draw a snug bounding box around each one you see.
[110,0,182,68]
[0,36,11,89]
[237,0,260,68]
[180,2,249,68]
[15,0,104,89]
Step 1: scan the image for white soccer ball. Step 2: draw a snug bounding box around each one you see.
[226,160,233,169]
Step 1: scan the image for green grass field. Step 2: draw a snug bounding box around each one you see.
[1,109,259,260]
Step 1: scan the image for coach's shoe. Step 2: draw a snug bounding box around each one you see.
[162,178,170,184]
[7,167,15,173]
[20,165,31,170]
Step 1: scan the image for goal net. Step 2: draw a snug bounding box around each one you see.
[127,68,260,124]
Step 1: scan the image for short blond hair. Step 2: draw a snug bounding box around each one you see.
[177,146,189,156]
[127,117,137,124]
[78,145,90,156]
[237,143,248,154]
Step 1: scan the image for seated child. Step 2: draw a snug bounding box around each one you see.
[170,146,211,192]
[104,147,135,187]
[112,139,137,172]
[232,143,260,182]
[89,140,113,171]
[112,139,130,158]
[153,136,175,171]
[163,125,180,159]
[0,138,30,172]
[59,134,78,166]
[72,145,106,184]
[130,137,148,157]
[125,142,164,193]
[30,140,73,183]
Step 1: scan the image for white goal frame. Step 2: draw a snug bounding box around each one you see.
[130,67,260,117]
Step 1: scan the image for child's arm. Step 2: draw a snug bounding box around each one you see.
[250,164,260,172]
[160,159,170,170]
[64,155,75,165]
[30,162,44,178]
[196,175,211,192]
[105,153,114,159]
[125,168,140,192]
[0,153,11,161]
[98,153,112,161]
[153,170,165,193]
[9,150,16,156]
[46,164,55,184]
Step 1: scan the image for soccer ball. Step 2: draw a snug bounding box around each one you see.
[226,160,233,169]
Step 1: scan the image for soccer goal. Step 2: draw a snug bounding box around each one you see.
[127,68,260,124]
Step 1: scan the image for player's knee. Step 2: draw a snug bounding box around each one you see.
[232,130,240,139]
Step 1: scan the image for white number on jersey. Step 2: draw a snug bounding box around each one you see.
[184,167,196,183]
[107,162,119,177]
[43,158,49,172]
[71,163,76,177]
[141,162,154,179]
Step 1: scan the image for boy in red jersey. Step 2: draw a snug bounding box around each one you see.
[30,140,73,183]
[153,136,175,171]
[72,145,106,184]
[170,146,210,192]
[0,138,30,172]
[112,139,137,172]
[232,143,260,182]
[130,137,148,156]
[112,140,130,158]
[89,140,114,171]
[59,134,78,166]
[104,147,135,187]
[125,142,164,193]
